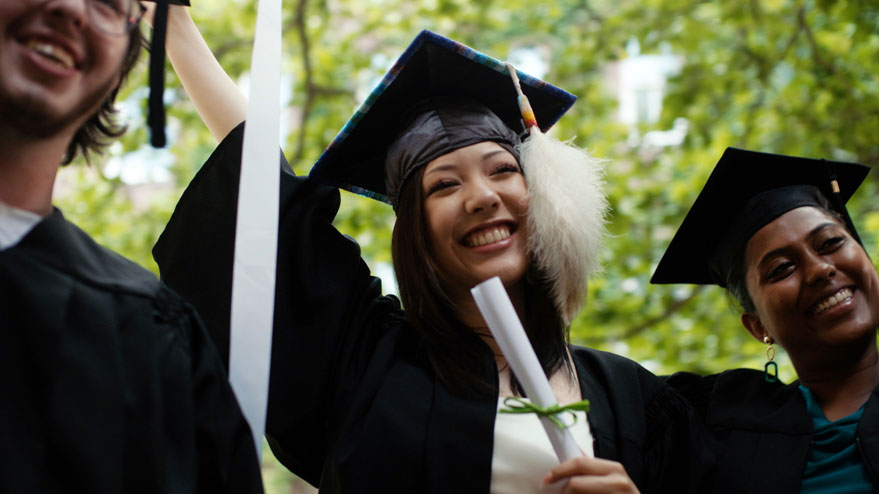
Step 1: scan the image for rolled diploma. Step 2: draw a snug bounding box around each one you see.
[471,276,584,462]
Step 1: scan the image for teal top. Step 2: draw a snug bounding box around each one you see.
[799,385,876,493]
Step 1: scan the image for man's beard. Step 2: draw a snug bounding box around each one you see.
[0,75,119,141]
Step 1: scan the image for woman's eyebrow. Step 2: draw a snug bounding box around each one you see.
[424,163,459,176]
[758,222,839,267]
[758,246,789,269]
[806,222,838,240]
[482,150,508,161]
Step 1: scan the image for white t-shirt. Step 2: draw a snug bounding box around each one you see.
[491,396,594,494]
[0,201,42,250]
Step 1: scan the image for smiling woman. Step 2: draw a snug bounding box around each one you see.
[419,142,531,330]
[153,9,708,493]
[741,206,879,372]
[653,147,879,493]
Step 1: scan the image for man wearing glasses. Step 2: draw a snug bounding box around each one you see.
[0,1,263,492]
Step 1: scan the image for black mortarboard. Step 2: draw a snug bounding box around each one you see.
[142,0,190,148]
[308,30,576,206]
[651,147,871,286]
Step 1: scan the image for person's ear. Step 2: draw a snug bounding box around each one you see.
[741,312,768,343]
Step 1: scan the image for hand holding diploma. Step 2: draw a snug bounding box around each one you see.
[471,276,587,462]
[543,457,640,494]
[472,277,641,493]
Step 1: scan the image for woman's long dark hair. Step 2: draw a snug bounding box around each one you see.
[391,166,573,397]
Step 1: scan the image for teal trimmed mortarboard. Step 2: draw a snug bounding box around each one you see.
[308,30,576,206]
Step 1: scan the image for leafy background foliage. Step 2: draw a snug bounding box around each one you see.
[57,0,878,490]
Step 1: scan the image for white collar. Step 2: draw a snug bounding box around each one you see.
[0,201,43,250]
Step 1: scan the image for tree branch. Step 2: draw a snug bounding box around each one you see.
[291,0,312,164]
[582,285,707,344]
[212,38,254,60]
[575,0,604,23]
[797,7,836,74]
[288,0,354,164]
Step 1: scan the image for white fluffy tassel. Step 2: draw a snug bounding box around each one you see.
[520,128,608,323]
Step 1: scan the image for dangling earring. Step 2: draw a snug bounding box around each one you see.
[763,336,778,383]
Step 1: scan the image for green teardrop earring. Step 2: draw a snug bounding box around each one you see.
[763,336,778,383]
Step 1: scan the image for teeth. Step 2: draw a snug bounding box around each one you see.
[466,226,511,247]
[27,40,75,69]
[813,288,853,314]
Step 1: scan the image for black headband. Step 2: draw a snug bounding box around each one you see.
[384,98,520,208]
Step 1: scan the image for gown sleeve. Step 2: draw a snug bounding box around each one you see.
[152,284,265,493]
[153,122,400,484]
[574,349,715,493]
[664,371,718,420]
[640,377,714,493]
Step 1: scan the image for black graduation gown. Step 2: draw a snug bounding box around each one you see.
[667,368,879,493]
[0,209,263,494]
[154,123,706,493]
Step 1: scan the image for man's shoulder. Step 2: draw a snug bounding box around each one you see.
[74,231,160,297]
[63,222,201,335]
[28,210,160,298]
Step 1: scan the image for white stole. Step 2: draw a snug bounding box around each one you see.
[228,0,283,459]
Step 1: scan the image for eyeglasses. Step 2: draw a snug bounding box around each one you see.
[39,0,144,36]
[86,0,144,36]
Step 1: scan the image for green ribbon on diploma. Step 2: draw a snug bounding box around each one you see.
[499,397,591,429]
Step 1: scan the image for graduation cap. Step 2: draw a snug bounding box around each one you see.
[651,147,871,286]
[309,30,612,322]
[142,0,190,148]
[308,30,576,206]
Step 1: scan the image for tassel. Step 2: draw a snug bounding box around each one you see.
[822,160,863,245]
[520,128,607,322]
[147,0,169,148]
[506,65,608,323]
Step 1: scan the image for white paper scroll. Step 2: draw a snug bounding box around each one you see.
[228,0,282,459]
[471,276,584,462]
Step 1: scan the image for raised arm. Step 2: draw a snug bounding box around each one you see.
[142,4,247,141]
[153,124,394,483]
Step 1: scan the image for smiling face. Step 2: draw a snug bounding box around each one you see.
[741,207,879,369]
[421,141,530,301]
[0,0,129,140]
